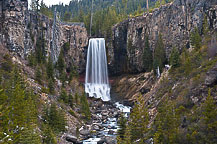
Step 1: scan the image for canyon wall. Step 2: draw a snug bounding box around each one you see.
[0,0,88,73]
[109,0,217,75]
[1,0,216,76]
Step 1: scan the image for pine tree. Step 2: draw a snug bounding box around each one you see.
[19,125,41,144]
[153,33,167,73]
[47,56,54,80]
[122,124,131,144]
[184,57,191,76]
[35,66,42,84]
[57,49,65,74]
[169,47,180,68]
[68,94,74,108]
[47,103,66,133]
[35,37,46,64]
[42,124,57,144]
[57,109,66,132]
[117,113,127,139]
[153,101,182,144]
[143,35,153,71]
[59,89,68,103]
[0,89,10,143]
[202,16,209,36]
[80,93,91,120]
[190,28,202,49]
[129,95,149,142]
[63,11,72,22]
[28,52,36,67]
[75,93,79,104]
[48,78,54,94]
[40,0,53,18]
[201,88,217,143]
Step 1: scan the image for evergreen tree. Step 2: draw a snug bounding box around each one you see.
[42,124,57,144]
[200,89,217,143]
[57,109,67,132]
[28,53,36,67]
[59,88,68,103]
[169,47,180,68]
[143,35,153,71]
[68,94,74,108]
[117,113,127,139]
[19,125,41,144]
[153,101,183,143]
[190,28,202,49]
[35,37,46,64]
[122,124,131,144]
[57,49,65,74]
[202,16,209,36]
[80,93,91,120]
[40,0,53,18]
[48,78,54,94]
[0,89,10,143]
[129,95,149,142]
[184,57,191,76]
[47,56,54,80]
[153,33,167,73]
[35,66,42,84]
[63,11,72,22]
[45,103,66,134]
[75,93,79,104]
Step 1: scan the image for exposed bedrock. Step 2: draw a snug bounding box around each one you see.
[1,0,216,75]
[108,0,217,75]
[0,0,88,74]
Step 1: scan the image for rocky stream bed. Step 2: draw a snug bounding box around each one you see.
[65,98,131,144]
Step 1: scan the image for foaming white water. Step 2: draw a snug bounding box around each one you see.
[83,138,101,144]
[85,38,111,101]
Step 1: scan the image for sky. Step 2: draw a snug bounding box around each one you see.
[28,0,72,7]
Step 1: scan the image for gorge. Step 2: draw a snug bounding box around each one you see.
[0,0,216,144]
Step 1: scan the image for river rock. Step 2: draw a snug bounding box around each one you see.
[97,138,106,144]
[92,124,100,131]
[65,135,81,144]
[108,130,114,135]
[105,136,116,144]
[80,129,90,136]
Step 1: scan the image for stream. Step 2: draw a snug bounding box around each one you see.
[81,101,131,144]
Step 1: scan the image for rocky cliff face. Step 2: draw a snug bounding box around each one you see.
[0,0,88,73]
[109,0,217,75]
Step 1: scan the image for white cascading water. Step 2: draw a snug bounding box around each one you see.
[85,38,111,101]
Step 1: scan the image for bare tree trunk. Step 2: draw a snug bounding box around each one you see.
[160,0,162,6]
[146,0,149,13]
[90,0,94,37]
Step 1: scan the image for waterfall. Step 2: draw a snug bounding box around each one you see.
[85,38,111,101]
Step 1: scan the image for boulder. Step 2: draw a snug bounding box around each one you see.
[80,129,90,136]
[65,135,81,144]
[105,136,116,144]
[205,65,217,86]
[108,130,114,135]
